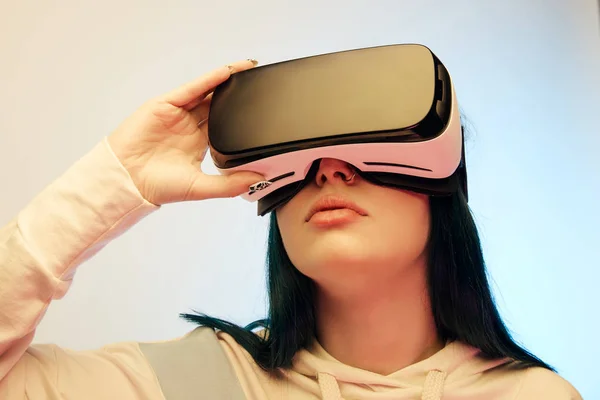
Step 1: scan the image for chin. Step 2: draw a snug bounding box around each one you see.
[289,232,428,285]
[291,235,382,275]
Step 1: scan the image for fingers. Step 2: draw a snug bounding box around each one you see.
[228,59,259,74]
[188,92,213,124]
[164,59,258,108]
[182,91,212,111]
[188,171,266,201]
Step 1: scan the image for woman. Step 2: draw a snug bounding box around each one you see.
[0,59,581,399]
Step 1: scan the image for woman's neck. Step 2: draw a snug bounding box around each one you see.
[314,261,443,375]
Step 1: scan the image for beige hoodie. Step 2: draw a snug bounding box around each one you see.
[0,138,582,399]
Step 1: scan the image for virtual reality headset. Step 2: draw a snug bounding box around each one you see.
[208,44,467,216]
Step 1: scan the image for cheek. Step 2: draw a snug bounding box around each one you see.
[274,190,311,247]
[275,212,319,279]
[372,198,430,261]
[351,191,431,268]
[274,206,302,257]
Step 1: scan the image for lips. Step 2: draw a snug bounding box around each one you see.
[305,195,368,222]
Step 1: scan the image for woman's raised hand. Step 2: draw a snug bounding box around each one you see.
[107,59,264,205]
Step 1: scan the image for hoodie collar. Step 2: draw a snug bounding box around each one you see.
[289,339,512,400]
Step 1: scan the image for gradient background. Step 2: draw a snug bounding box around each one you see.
[1,1,599,397]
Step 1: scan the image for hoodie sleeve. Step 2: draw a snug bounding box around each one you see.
[515,367,583,399]
[0,138,164,399]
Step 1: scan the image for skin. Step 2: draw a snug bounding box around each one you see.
[276,158,444,375]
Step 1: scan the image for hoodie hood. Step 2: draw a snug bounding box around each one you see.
[285,339,514,400]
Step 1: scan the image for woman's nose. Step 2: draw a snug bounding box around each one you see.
[315,158,356,187]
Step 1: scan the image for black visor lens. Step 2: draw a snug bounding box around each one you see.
[210,45,436,154]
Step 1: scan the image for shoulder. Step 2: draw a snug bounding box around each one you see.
[138,326,222,357]
[137,327,247,398]
[515,367,582,400]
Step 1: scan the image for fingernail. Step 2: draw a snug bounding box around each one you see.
[249,180,272,193]
[247,59,259,66]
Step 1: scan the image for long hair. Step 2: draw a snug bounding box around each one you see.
[181,154,553,374]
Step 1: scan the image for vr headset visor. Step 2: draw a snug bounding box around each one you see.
[208,44,467,216]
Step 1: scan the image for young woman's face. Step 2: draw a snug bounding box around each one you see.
[276,158,431,291]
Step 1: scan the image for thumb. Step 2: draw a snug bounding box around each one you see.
[188,171,267,201]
